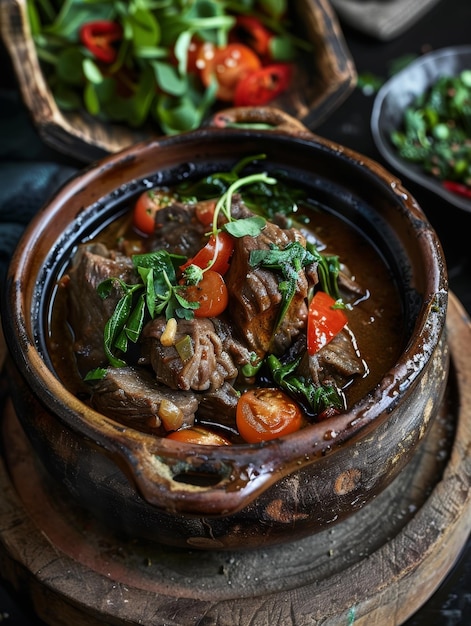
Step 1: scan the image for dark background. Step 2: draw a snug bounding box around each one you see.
[1,0,471,623]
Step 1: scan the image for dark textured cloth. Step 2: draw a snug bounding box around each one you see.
[0,90,78,291]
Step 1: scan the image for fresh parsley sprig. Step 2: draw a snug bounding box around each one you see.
[177,153,307,221]
[267,354,344,418]
[96,250,198,368]
[181,170,273,282]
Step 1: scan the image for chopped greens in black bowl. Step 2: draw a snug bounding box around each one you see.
[371,45,471,213]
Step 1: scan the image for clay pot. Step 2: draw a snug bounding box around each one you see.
[2,107,449,550]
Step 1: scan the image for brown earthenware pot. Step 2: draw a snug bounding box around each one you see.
[2,107,449,550]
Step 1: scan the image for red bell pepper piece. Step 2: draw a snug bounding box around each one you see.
[307,291,348,356]
[80,20,123,64]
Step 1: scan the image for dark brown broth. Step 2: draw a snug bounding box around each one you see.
[47,202,404,425]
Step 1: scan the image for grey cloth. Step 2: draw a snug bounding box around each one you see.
[0,90,77,290]
[330,0,442,40]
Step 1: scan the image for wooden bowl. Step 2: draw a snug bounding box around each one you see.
[1,107,448,550]
[0,0,356,163]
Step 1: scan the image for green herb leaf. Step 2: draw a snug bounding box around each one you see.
[84,367,108,382]
[249,241,316,331]
[151,60,188,96]
[223,215,266,237]
[267,354,344,417]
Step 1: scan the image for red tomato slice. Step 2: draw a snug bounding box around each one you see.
[233,63,292,106]
[199,43,262,102]
[133,189,176,235]
[180,232,234,275]
[307,291,348,356]
[183,270,229,318]
[236,387,303,443]
[230,15,272,58]
[167,426,231,446]
[194,199,217,226]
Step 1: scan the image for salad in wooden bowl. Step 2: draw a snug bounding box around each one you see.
[0,0,356,161]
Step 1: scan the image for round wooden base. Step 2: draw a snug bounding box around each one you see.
[1,293,471,626]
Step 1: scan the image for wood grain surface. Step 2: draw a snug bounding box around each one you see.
[0,292,470,626]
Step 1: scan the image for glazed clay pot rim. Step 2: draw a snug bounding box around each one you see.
[4,115,448,515]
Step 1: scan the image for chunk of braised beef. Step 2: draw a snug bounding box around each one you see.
[211,317,254,367]
[66,243,138,371]
[89,365,198,434]
[148,201,206,257]
[141,317,239,392]
[197,381,239,427]
[224,205,315,358]
[305,328,366,389]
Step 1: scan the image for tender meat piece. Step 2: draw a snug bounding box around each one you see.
[307,328,366,388]
[66,243,137,370]
[211,318,254,367]
[197,382,239,426]
[149,201,207,257]
[89,366,198,433]
[141,317,239,392]
[224,202,315,358]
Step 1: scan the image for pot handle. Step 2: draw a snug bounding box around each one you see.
[108,428,307,517]
[209,105,310,134]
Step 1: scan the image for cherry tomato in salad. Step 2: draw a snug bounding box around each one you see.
[167,426,231,445]
[180,232,234,275]
[199,43,262,102]
[133,189,176,235]
[234,63,292,106]
[230,15,272,58]
[307,291,348,356]
[183,270,229,318]
[236,387,303,443]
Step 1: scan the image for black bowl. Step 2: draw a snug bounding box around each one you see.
[371,45,471,213]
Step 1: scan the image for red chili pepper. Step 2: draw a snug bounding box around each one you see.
[443,180,471,199]
[80,20,123,64]
[230,15,273,58]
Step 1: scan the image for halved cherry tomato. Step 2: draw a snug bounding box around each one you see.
[234,63,292,106]
[236,387,303,443]
[194,199,217,226]
[183,270,229,318]
[307,291,348,356]
[133,189,176,235]
[167,426,231,445]
[199,43,262,102]
[230,15,272,58]
[180,232,234,275]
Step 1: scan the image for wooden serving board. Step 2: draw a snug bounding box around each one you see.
[0,292,470,626]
